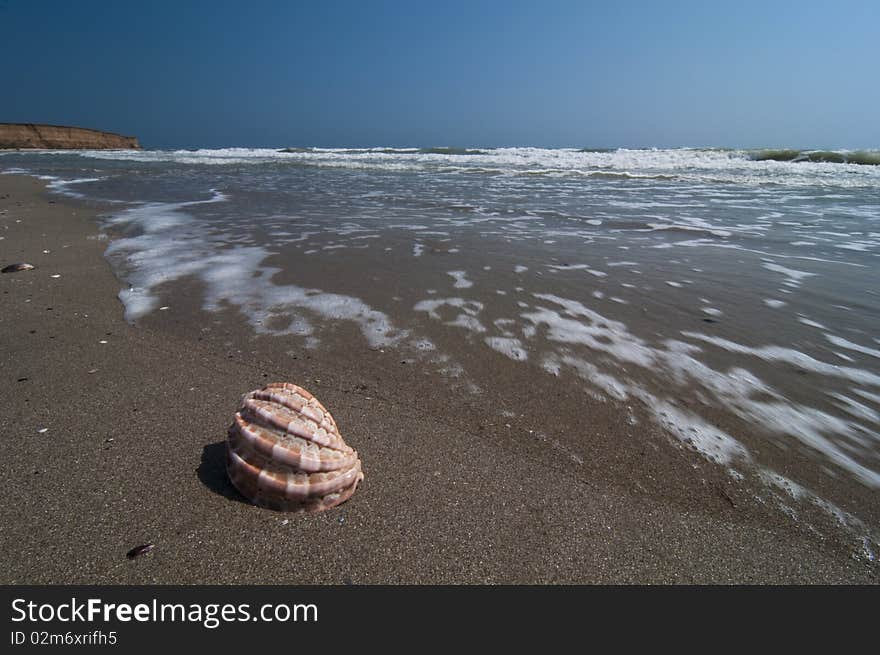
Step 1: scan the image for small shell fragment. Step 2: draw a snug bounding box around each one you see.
[126,543,154,559]
[2,263,35,273]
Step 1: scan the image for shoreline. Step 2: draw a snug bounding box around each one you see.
[0,174,876,584]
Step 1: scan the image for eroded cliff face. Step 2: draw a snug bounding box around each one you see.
[0,123,141,149]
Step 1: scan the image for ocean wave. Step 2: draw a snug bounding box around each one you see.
[279,146,487,156]
[280,146,422,155]
[583,170,677,181]
[44,145,880,188]
[749,149,880,166]
[419,147,488,155]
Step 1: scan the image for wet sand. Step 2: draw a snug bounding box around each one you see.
[0,174,876,584]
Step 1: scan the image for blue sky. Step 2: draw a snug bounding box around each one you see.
[2,0,878,149]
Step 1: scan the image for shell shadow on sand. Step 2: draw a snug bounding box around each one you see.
[197,440,250,505]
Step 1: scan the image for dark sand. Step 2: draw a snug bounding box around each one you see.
[0,174,876,584]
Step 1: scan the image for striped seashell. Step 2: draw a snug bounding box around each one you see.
[226,382,364,512]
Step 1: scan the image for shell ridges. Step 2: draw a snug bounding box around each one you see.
[225,383,364,512]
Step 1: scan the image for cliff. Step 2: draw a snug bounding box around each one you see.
[0,123,141,150]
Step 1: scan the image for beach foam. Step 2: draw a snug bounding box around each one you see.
[103,195,404,348]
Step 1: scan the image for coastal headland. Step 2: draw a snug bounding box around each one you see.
[0,123,140,150]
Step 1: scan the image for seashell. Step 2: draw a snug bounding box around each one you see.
[2,262,35,273]
[126,543,155,559]
[226,382,364,512]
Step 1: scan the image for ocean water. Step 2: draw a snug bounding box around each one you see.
[3,146,879,547]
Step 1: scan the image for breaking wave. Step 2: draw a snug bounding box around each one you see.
[6,145,880,187]
[749,149,880,166]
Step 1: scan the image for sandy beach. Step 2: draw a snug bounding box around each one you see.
[0,173,876,584]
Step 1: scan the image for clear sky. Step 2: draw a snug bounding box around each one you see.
[2,0,878,149]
